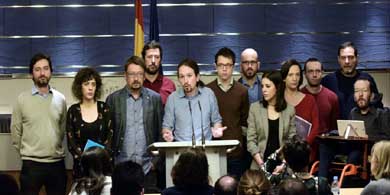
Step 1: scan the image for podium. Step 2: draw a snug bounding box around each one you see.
[148,140,239,187]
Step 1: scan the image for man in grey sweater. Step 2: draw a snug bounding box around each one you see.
[11,53,67,195]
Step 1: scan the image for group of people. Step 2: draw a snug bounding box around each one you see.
[7,40,390,195]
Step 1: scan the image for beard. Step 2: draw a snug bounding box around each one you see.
[145,64,159,75]
[130,81,142,90]
[183,84,194,94]
[33,76,50,88]
[357,98,369,110]
[243,68,257,79]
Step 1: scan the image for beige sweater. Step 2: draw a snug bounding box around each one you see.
[11,88,67,163]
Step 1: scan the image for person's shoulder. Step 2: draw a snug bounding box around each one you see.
[205,79,218,88]
[201,86,216,94]
[162,75,175,84]
[234,80,249,92]
[68,103,80,110]
[144,87,161,99]
[303,93,316,102]
[362,179,390,194]
[51,88,66,100]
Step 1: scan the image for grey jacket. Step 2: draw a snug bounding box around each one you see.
[106,86,163,159]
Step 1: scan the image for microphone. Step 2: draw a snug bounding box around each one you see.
[198,100,205,149]
[188,101,196,148]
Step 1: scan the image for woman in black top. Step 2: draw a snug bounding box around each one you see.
[66,67,113,179]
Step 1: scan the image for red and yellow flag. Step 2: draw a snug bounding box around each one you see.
[134,0,144,57]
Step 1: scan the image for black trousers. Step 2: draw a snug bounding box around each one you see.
[20,160,67,195]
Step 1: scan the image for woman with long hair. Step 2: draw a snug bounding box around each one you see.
[68,146,112,195]
[247,71,296,170]
[66,67,113,179]
[238,170,271,195]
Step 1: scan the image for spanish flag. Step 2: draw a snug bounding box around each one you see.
[134,0,144,57]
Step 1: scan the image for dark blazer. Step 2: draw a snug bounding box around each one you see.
[106,86,163,159]
[247,102,296,169]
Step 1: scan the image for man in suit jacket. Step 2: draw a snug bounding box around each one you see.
[106,56,163,193]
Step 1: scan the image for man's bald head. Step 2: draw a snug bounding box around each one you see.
[240,48,260,79]
[214,175,238,195]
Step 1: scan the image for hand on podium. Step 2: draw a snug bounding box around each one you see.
[212,126,227,138]
[162,129,174,142]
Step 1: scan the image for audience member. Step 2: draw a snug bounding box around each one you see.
[111,160,145,195]
[239,48,262,104]
[281,59,320,161]
[0,173,19,195]
[106,56,162,193]
[207,47,249,177]
[238,169,271,195]
[162,58,226,142]
[66,67,113,179]
[68,146,112,195]
[322,41,383,119]
[11,53,67,195]
[214,175,238,195]
[247,71,296,170]
[277,178,309,195]
[301,58,339,134]
[162,148,213,195]
[361,141,390,195]
[142,41,176,106]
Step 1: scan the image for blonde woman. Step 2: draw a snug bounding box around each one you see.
[361,141,390,195]
[238,169,271,195]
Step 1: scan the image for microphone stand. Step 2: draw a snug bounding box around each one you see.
[198,100,205,150]
[188,101,196,148]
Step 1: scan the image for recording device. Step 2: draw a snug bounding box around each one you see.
[188,101,196,148]
[198,100,205,149]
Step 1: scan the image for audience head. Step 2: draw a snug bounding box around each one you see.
[282,135,311,172]
[177,58,204,96]
[215,47,235,83]
[303,58,323,87]
[238,169,271,195]
[240,48,260,80]
[141,40,163,75]
[124,56,146,91]
[171,148,209,188]
[337,41,358,76]
[72,67,102,102]
[280,59,303,90]
[0,173,19,195]
[111,161,145,195]
[353,77,373,112]
[278,178,309,195]
[214,175,238,195]
[261,70,287,112]
[75,146,112,194]
[370,141,390,180]
[29,53,52,87]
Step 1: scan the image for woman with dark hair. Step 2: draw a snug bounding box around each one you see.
[247,71,296,170]
[68,146,112,195]
[280,59,320,161]
[162,148,213,195]
[66,67,113,179]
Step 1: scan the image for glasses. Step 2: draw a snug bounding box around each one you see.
[216,63,234,68]
[241,61,258,66]
[127,72,144,78]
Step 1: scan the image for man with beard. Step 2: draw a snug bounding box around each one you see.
[301,58,339,134]
[11,53,67,195]
[142,41,176,106]
[162,58,226,142]
[106,56,163,193]
[207,47,249,177]
[238,48,262,104]
[350,78,390,140]
[322,41,383,119]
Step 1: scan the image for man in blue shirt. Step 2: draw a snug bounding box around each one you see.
[238,48,262,104]
[162,58,226,142]
[321,41,383,119]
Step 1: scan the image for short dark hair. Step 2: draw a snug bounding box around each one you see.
[214,175,238,195]
[0,173,19,195]
[76,147,112,195]
[261,71,287,112]
[111,161,144,195]
[125,56,146,72]
[303,58,322,71]
[71,67,102,102]
[278,178,309,195]
[29,53,52,74]
[282,136,311,172]
[355,76,373,93]
[177,58,205,87]
[171,148,209,188]
[280,59,303,89]
[238,170,270,195]
[215,47,236,65]
[141,40,163,60]
[338,41,358,56]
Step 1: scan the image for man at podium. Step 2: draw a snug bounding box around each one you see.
[162,58,226,142]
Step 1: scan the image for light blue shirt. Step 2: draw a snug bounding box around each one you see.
[163,87,222,141]
[241,76,262,104]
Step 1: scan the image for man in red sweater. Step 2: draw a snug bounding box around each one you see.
[207,47,250,178]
